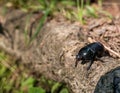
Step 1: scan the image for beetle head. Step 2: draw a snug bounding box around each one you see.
[76,54,82,60]
[75,54,82,67]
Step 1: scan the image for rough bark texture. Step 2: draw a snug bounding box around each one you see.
[21,20,120,93]
[1,9,120,93]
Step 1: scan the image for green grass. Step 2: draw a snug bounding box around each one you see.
[0,0,107,43]
[0,51,69,93]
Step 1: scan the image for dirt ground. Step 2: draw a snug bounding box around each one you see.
[0,3,120,93]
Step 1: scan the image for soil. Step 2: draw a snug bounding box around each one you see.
[0,3,120,93]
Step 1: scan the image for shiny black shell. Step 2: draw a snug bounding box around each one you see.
[75,42,105,70]
[76,42,104,60]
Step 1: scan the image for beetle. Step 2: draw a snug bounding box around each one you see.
[75,42,109,70]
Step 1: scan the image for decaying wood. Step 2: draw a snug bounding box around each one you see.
[21,20,120,93]
[0,9,120,93]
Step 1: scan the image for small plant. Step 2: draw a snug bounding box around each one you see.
[62,0,100,24]
[77,0,84,24]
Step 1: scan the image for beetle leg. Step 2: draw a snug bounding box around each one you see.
[87,56,95,70]
[75,60,79,67]
[96,56,104,63]
[87,60,94,70]
[81,60,86,64]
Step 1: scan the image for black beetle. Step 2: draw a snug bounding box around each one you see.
[75,42,109,70]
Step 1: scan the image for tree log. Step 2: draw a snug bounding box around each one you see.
[1,9,120,93]
[22,20,120,93]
